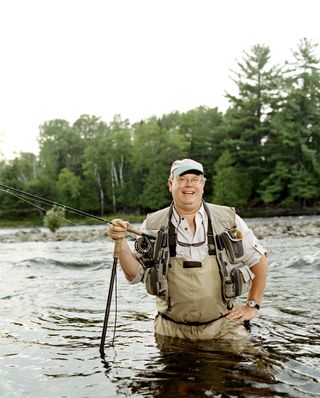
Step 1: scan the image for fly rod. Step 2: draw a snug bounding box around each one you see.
[0,182,153,238]
[0,182,155,357]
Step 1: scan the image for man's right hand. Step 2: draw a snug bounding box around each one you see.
[107,219,142,282]
[108,219,129,241]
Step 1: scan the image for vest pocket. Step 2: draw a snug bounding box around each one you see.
[230,265,255,296]
[144,267,159,295]
[218,229,244,263]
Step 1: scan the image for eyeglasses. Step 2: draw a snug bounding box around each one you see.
[175,176,205,186]
[177,220,206,248]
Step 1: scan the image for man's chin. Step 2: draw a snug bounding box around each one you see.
[179,200,200,210]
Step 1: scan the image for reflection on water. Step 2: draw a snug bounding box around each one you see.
[117,335,277,398]
[0,228,320,397]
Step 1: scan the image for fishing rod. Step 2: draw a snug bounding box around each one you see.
[0,182,107,223]
[0,182,155,357]
[0,182,154,237]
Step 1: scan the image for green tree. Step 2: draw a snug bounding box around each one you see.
[38,119,85,182]
[212,151,252,207]
[131,117,188,210]
[0,153,40,219]
[81,126,112,215]
[57,168,81,209]
[106,116,134,212]
[176,107,224,197]
[81,115,133,214]
[224,44,283,203]
[260,38,320,207]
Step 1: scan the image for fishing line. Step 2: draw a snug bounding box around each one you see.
[0,187,78,226]
[0,182,155,239]
[112,270,118,345]
[0,182,110,225]
[0,181,155,357]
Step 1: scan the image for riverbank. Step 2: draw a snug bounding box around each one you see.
[0,216,319,243]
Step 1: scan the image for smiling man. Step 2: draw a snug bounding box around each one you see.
[108,159,268,340]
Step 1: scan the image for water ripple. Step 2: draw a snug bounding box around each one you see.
[16,257,107,269]
[1,235,320,397]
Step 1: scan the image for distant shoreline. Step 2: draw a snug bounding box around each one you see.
[0,216,319,243]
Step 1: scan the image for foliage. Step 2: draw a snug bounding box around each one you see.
[212,151,252,207]
[259,38,320,207]
[1,38,320,219]
[43,205,66,232]
[57,168,81,208]
[223,44,284,202]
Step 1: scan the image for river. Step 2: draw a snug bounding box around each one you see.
[0,220,319,397]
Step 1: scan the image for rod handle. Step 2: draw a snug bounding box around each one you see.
[126,225,142,236]
[113,239,122,259]
[109,222,142,237]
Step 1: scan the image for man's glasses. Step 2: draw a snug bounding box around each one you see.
[175,176,205,186]
[177,220,206,248]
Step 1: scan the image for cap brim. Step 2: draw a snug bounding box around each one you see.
[173,166,203,177]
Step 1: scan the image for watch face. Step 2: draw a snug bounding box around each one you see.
[247,300,260,310]
[248,300,256,308]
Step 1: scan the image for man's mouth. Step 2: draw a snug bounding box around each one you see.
[183,190,194,195]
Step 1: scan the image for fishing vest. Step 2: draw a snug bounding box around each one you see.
[141,201,255,321]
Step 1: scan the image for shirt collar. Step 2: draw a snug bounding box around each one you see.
[171,203,206,227]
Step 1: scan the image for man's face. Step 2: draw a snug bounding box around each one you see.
[168,173,205,212]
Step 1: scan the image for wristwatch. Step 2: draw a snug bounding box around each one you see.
[247,300,260,310]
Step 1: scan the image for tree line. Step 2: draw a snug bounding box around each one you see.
[1,38,319,220]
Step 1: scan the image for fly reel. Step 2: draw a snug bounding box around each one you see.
[134,235,153,254]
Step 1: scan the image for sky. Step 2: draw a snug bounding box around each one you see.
[0,0,320,160]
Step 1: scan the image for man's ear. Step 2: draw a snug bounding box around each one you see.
[167,180,172,192]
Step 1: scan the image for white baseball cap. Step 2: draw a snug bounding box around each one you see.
[170,159,204,177]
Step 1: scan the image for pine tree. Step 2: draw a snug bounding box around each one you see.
[260,38,320,207]
[223,44,283,203]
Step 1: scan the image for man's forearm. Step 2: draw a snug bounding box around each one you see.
[248,254,268,305]
[118,239,141,282]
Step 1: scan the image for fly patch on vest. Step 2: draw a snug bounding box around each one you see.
[215,226,254,300]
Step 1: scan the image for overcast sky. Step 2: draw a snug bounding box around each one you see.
[1,0,319,159]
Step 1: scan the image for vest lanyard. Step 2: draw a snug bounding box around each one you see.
[168,202,216,256]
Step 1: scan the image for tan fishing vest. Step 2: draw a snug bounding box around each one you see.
[145,202,237,238]
[142,203,253,324]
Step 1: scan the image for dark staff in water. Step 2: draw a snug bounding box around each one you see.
[0,181,155,358]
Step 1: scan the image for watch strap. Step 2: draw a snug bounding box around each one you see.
[247,301,260,310]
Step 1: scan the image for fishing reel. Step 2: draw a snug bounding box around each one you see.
[134,235,154,255]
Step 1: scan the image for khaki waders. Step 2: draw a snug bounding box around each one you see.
[154,255,249,340]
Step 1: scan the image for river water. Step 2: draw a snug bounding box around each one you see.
[0,221,319,397]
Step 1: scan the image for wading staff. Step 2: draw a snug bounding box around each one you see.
[99,238,121,359]
[0,182,155,356]
[99,225,153,358]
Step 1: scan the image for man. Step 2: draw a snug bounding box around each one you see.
[108,159,267,340]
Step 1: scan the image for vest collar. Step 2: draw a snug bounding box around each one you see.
[168,201,216,257]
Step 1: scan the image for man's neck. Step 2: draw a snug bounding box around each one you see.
[174,204,199,216]
[173,203,202,233]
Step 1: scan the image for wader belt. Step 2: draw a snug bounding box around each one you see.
[158,311,225,326]
[168,202,216,258]
[158,312,251,331]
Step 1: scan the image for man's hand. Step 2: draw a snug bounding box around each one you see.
[226,304,258,323]
[108,219,129,240]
